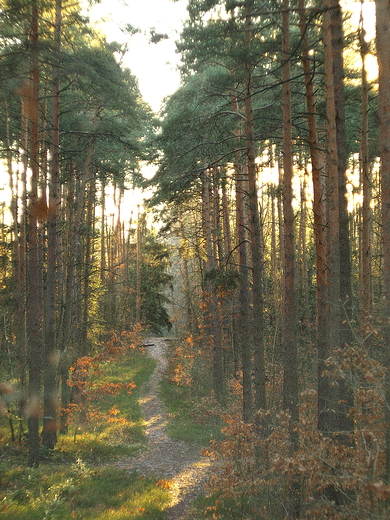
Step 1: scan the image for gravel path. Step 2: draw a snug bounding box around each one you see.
[115,337,213,520]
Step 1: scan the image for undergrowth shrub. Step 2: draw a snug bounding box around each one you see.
[64,330,141,438]
[160,335,224,444]
[200,344,390,520]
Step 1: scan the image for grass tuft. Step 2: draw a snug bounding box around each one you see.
[0,463,170,519]
[159,372,224,446]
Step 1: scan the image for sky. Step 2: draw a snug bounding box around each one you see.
[89,0,188,111]
[0,0,378,206]
[88,1,377,112]
[0,1,189,211]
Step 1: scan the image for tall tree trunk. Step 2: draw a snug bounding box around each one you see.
[100,183,106,284]
[298,0,329,436]
[59,148,89,430]
[27,0,42,467]
[299,175,310,327]
[244,0,265,418]
[282,1,299,516]
[359,7,372,326]
[281,0,299,426]
[319,0,340,436]
[270,185,279,330]
[136,205,142,325]
[277,164,285,349]
[80,179,95,356]
[42,0,62,450]
[375,0,390,483]
[179,213,196,333]
[7,98,28,437]
[58,175,75,434]
[202,170,224,401]
[221,170,232,264]
[235,162,252,421]
[231,89,249,387]
[76,108,99,356]
[330,0,354,437]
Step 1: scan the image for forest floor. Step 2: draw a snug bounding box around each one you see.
[113,337,215,520]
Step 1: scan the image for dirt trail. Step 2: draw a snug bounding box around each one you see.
[115,337,213,520]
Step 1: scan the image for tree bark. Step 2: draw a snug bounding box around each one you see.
[375,0,390,483]
[359,8,372,325]
[282,1,300,516]
[318,0,340,436]
[136,205,142,325]
[298,0,329,436]
[330,0,354,437]
[27,0,42,467]
[202,170,224,401]
[244,0,266,418]
[42,0,62,450]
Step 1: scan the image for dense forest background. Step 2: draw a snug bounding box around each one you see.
[1,0,390,518]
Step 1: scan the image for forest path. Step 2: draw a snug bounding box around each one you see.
[114,337,213,520]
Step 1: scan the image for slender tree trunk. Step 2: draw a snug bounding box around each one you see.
[281,0,299,427]
[270,185,279,329]
[360,8,372,325]
[179,213,196,333]
[59,171,75,434]
[7,98,28,435]
[42,0,62,450]
[76,107,99,355]
[282,1,300,516]
[375,0,390,483]
[277,164,285,349]
[202,170,224,401]
[100,183,106,284]
[136,205,142,325]
[298,0,329,436]
[80,179,95,356]
[231,90,248,384]
[330,0,355,437]
[319,0,340,436]
[244,0,266,418]
[221,171,232,264]
[300,175,310,327]
[212,168,223,264]
[59,149,89,430]
[235,163,252,421]
[230,84,252,418]
[27,0,42,467]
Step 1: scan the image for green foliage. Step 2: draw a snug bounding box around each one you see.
[203,266,240,292]
[150,69,237,206]
[344,83,379,160]
[58,40,155,185]
[125,231,173,334]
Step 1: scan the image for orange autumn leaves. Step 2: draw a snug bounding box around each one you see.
[65,330,139,431]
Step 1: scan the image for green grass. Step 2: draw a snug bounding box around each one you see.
[0,349,156,464]
[159,377,223,446]
[0,347,171,519]
[0,462,170,519]
[55,349,157,463]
